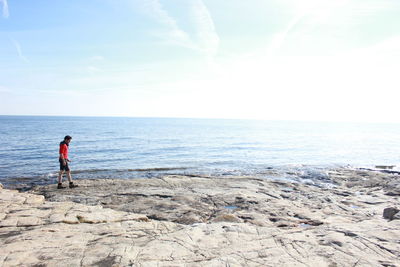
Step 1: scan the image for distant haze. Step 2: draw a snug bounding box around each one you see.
[1,0,400,123]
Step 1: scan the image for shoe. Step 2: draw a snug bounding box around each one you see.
[69,182,78,188]
[57,183,66,189]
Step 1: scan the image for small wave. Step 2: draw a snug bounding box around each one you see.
[7,177,33,181]
[2,147,32,152]
[72,169,111,174]
[72,167,190,175]
[124,167,190,172]
[42,172,59,178]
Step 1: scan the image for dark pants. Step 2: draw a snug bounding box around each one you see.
[59,158,70,171]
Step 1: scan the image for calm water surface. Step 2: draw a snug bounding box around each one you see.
[0,116,399,187]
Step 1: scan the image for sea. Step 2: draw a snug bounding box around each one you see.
[0,115,399,189]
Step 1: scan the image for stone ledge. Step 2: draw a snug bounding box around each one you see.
[0,169,399,266]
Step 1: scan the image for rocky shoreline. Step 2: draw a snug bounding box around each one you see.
[1,168,399,266]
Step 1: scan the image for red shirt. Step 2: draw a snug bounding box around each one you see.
[59,143,69,159]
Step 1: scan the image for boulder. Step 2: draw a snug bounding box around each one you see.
[383,207,400,220]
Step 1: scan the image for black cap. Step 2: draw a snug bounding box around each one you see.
[64,135,72,140]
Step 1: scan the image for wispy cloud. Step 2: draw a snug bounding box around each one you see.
[36,89,90,97]
[87,66,101,74]
[86,56,104,75]
[139,0,219,58]
[191,0,219,58]
[142,0,195,49]
[266,0,355,56]
[267,12,306,56]
[0,85,11,92]
[89,55,105,61]
[0,0,9,18]
[11,39,30,63]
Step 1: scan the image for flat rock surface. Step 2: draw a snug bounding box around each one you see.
[1,168,399,266]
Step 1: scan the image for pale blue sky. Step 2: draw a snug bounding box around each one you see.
[1,0,400,122]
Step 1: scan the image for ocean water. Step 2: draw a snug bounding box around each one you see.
[0,115,399,188]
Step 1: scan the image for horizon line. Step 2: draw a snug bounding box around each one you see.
[0,114,399,125]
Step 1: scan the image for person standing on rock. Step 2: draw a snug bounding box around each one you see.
[58,135,78,189]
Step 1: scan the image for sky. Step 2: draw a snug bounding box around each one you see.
[0,0,400,122]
